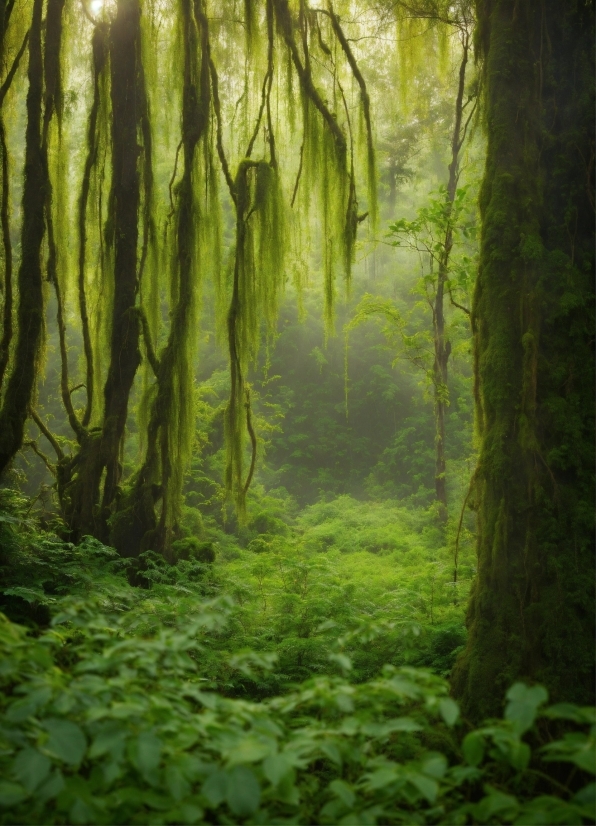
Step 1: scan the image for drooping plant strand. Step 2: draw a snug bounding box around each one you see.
[221,0,377,515]
[112,0,212,558]
[220,0,287,515]
[325,2,377,231]
[2,0,377,545]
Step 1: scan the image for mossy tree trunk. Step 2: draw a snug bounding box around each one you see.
[100,0,143,518]
[452,0,595,719]
[111,0,211,560]
[63,0,146,541]
[0,0,47,474]
[0,0,28,392]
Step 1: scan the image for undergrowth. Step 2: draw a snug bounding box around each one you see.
[0,490,593,825]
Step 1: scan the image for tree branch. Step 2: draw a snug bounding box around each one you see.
[23,439,56,475]
[29,408,64,460]
[0,29,29,106]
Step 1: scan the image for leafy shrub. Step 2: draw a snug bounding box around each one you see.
[172,539,216,564]
[0,607,593,825]
[0,492,592,824]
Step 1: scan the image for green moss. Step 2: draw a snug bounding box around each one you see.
[0,0,47,474]
[452,0,595,720]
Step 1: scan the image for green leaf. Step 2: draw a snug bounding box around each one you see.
[505,683,548,735]
[175,803,204,824]
[201,769,227,808]
[135,731,162,775]
[422,754,448,779]
[329,779,355,809]
[476,790,518,821]
[263,753,292,786]
[42,718,87,766]
[329,653,352,673]
[37,769,65,804]
[143,791,172,810]
[361,717,421,736]
[88,725,127,759]
[544,704,596,725]
[439,697,460,726]
[462,731,485,767]
[509,740,531,772]
[275,771,299,806]
[12,748,51,793]
[0,781,28,807]
[568,740,596,774]
[227,736,271,765]
[165,764,191,802]
[408,772,438,803]
[226,765,260,817]
[3,587,49,604]
[365,767,398,790]
[320,741,342,765]
[70,797,96,825]
[7,687,52,722]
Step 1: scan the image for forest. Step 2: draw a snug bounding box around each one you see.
[0,0,593,823]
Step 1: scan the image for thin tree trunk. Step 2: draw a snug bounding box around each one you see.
[0,0,45,474]
[0,0,18,391]
[432,29,470,524]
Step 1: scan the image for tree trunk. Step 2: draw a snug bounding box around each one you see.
[432,29,470,525]
[452,0,595,719]
[62,0,145,541]
[100,0,143,518]
[0,0,46,474]
[111,0,210,559]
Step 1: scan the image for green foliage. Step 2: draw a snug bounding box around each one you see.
[0,600,593,825]
[215,495,474,695]
[0,489,592,824]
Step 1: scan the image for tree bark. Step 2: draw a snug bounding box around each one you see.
[62,0,145,541]
[0,0,46,475]
[100,0,143,517]
[452,0,595,719]
[111,0,210,559]
[432,28,470,525]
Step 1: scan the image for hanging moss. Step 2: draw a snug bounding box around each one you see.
[113,0,212,559]
[4,0,377,547]
[224,158,286,515]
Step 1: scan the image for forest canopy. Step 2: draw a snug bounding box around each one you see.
[0,0,593,824]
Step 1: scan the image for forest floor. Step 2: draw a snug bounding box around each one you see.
[0,489,593,824]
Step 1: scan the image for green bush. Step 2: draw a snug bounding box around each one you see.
[0,607,593,825]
